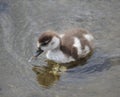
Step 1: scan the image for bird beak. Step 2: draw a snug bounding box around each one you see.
[34,47,44,57]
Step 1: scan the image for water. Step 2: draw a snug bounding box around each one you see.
[0,0,120,97]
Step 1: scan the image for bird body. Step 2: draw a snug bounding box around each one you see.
[36,28,94,63]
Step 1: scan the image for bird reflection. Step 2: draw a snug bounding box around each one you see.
[32,61,66,88]
[32,53,92,88]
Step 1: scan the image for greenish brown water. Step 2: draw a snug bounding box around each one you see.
[0,0,120,97]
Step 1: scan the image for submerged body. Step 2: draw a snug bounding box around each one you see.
[36,28,94,63]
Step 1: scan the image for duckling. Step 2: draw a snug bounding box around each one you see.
[34,28,94,63]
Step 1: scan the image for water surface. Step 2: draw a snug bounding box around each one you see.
[0,0,120,97]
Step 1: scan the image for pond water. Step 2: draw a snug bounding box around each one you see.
[0,0,120,97]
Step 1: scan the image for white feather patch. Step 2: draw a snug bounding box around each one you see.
[84,34,94,41]
[46,50,75,63]
[84,45,90,55]
[59,34,64,38]
[73,37,82,55]
[37,41,40,48]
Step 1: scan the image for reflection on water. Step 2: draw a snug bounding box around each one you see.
[31,52,120,88]
[32,61,65,88]
[32,53,92,88]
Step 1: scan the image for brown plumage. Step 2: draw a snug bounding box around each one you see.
[60,29,94,59]
[35,28,94,63]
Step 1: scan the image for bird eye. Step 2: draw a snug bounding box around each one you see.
[41,42,48,46]
[41,40,50,46]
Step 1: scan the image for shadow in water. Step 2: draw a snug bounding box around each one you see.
[82,56,120,74]
[32,62,64,88]
[32,50,120,88]
[32,53,91,88]
[32,66,60,88]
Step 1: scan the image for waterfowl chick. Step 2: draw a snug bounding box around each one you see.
[35,28,94,63]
